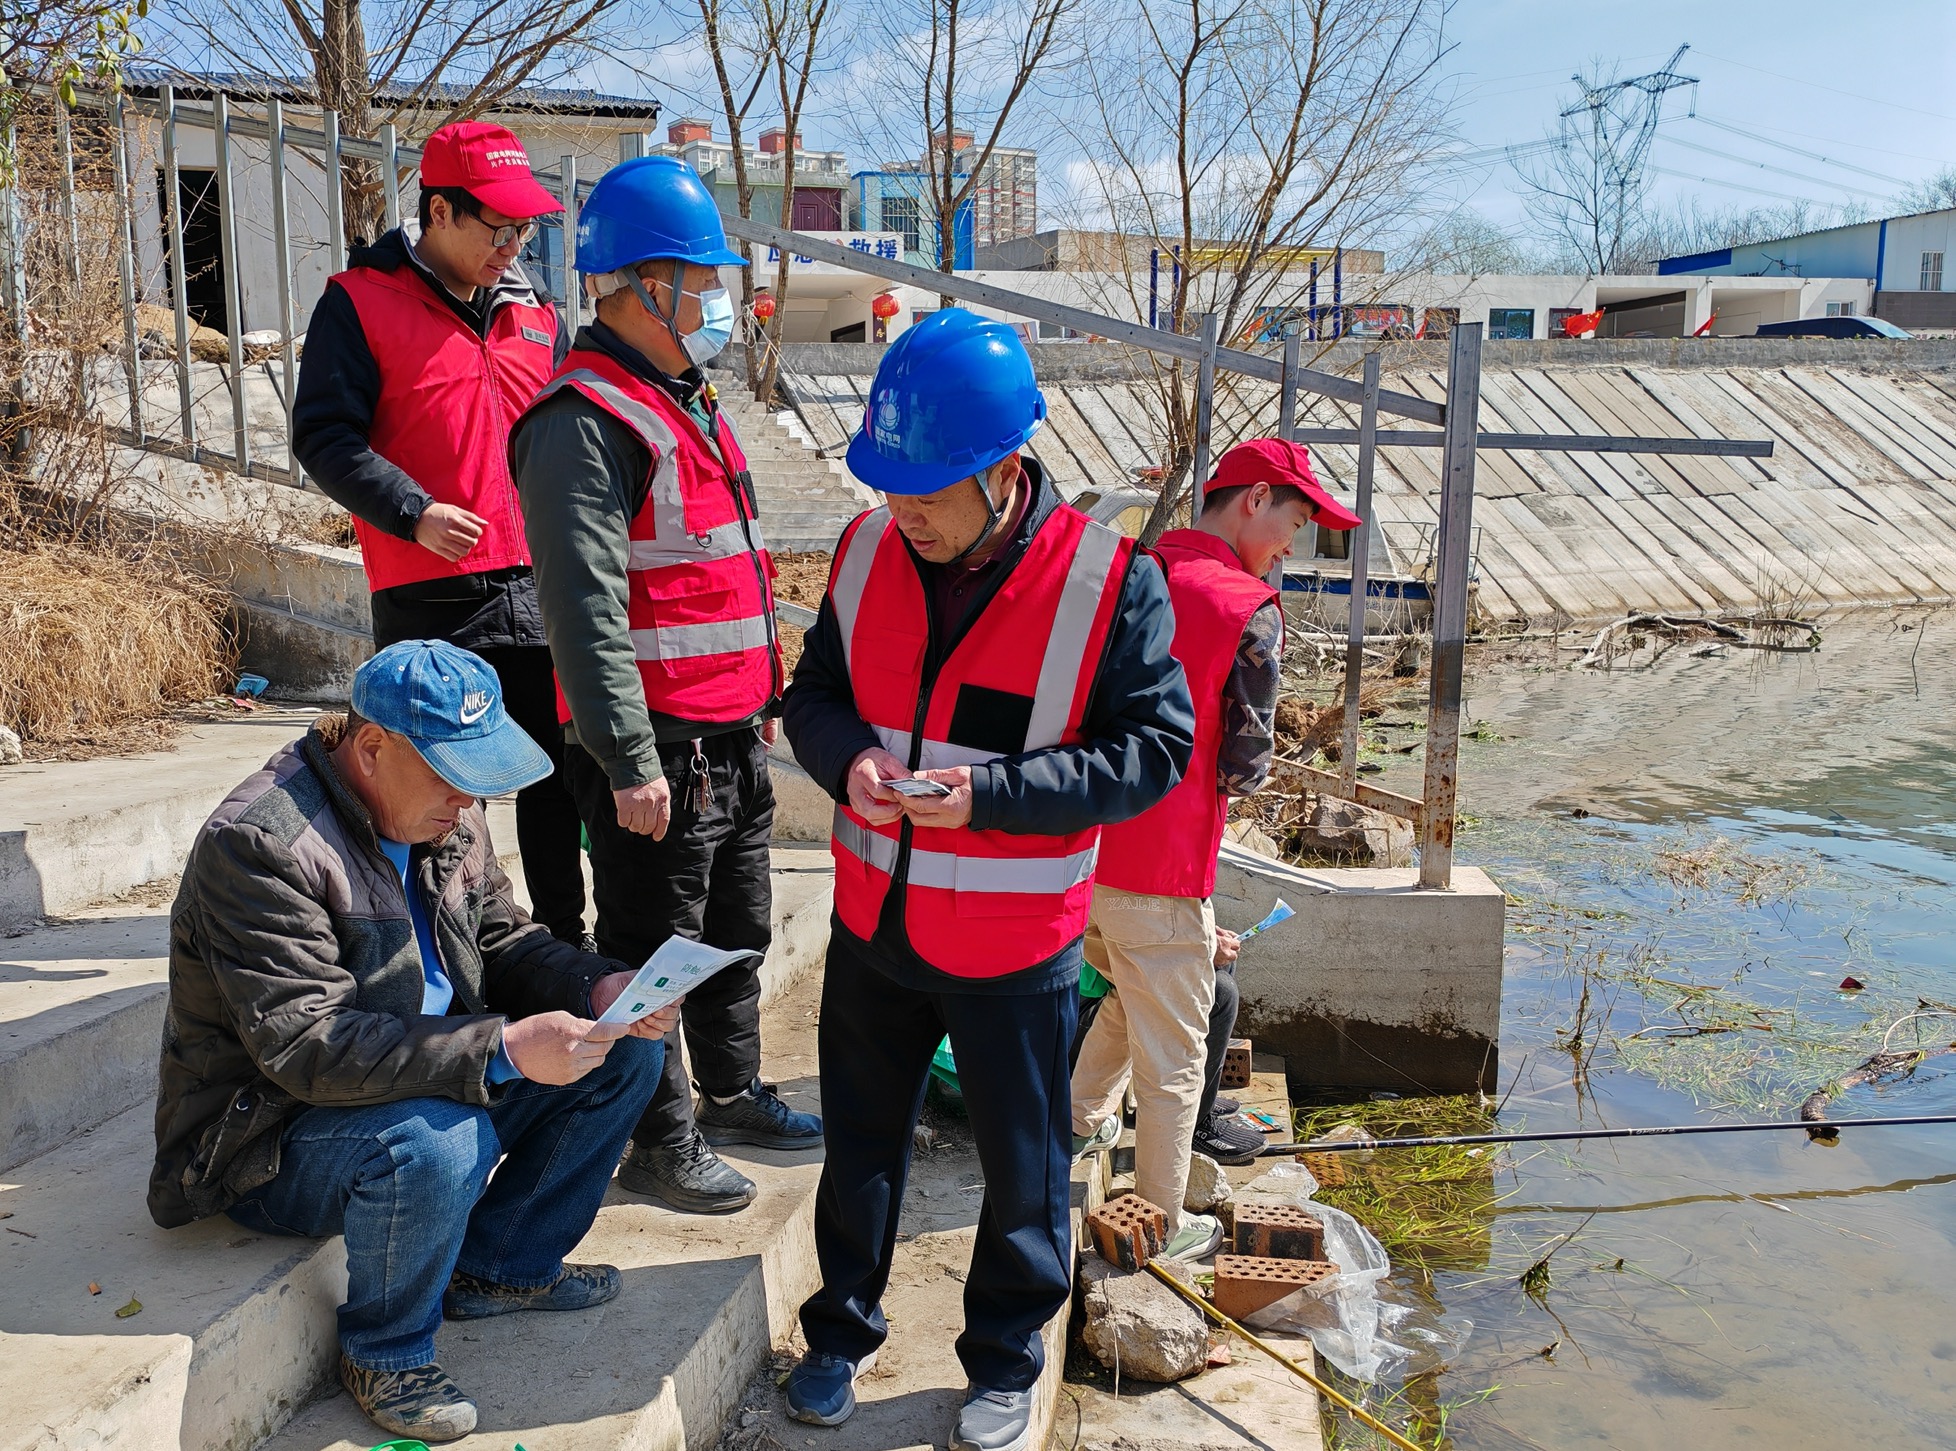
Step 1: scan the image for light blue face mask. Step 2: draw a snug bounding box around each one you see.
[683,287,736,365]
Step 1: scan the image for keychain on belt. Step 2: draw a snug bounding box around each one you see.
[688,739,713,813]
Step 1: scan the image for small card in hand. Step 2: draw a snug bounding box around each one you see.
[887,777,952,798]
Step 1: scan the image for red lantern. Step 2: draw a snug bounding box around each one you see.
[752,292,777,322]
[870,292,900,320]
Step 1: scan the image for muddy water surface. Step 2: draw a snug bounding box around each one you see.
[1372,617,1956,1449]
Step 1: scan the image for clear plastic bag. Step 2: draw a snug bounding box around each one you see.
[1233,1162,1470,1383]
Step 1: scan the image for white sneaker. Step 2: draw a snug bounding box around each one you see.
[1163,1211,1225,1261]
[1071,1115,1120,1160]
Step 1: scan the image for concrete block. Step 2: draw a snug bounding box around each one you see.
[1212,842,1505,1093]
[1220,1038,1254,1089]
[1230,1200,1325,1261]
[1087,1194,1169,1271]
[1211,1255,1338,1323]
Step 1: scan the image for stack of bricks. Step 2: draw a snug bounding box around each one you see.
[1210,1198,1337,1323]
[1085,1194,1169,1272]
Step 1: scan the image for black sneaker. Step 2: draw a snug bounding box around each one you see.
[443,1262,621,1320]
[696,1077,824,1150]
[1214,1094,1241,1116]
[1192,1110,1264,1166]
[339,1354,477,1442]
[617,1130,757,1213]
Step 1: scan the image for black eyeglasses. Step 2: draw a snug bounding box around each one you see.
[454,202,539,249]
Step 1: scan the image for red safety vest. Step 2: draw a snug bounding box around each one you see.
[526,347,780,726]
[334,264,558,591]
[1095,530,1279,898]
[827,502,1132,978]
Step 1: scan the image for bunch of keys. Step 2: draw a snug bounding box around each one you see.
[688,741,713,813]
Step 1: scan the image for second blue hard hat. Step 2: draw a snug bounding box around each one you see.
[575,155,746,274]
[846,308,1046,495]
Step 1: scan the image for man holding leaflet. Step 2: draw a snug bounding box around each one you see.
[149,641,680,1443]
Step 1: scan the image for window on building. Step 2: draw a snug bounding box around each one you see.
[1825,301,1857,317]
[1488,307,1535,340]
[880,196,921,254]
[1922,251,1945,291]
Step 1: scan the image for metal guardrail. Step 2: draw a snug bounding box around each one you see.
[0,80,1783,892]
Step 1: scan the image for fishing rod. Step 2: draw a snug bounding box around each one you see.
[1257,1111,1956,1155]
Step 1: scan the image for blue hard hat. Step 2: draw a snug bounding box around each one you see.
[846,309,1046,495]
[575,155,747,273]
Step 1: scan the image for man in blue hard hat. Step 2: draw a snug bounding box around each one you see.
[781,309,1195,1451]
[512,155,821,1217]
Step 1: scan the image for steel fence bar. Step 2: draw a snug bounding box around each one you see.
[53,93,82,300]
[1277,330,1299,441]
[160,85,196,445]
[559,152,579,332]
[717,210,1446,425]
[0,95,24,351]
[322,108,346,275]
[381,122,401,234]
[1191,313,1216,516]
[1283,761,1423,826]
[267,98,300,478]
[109,94,145,445]
[1340,351,1381,793]
[211,92,250,469]
[1291,426,1772,458]
[1418,323,1484,890]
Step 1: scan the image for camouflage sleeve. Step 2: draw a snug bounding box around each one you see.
[1217,602,1283,797]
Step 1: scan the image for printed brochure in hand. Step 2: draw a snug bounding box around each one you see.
[593,936,763,1027]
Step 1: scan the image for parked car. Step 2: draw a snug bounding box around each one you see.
[1753,316,1912,339]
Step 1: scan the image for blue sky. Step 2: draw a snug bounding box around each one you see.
[1432,0,1956,227]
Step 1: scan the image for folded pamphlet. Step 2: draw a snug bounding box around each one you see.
[593,936,763,1027]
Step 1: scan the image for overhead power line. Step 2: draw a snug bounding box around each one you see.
[1693,50,1956,125]
[1660,134,1892,199]
[1691,116,1913,187]
[1647,165,1832,207]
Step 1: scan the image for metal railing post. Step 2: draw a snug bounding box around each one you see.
[559,153,579,331]
[1278,329,1298,442]
[1418,323,1483,889]
[1340,350,1381,791]
[1191,311,1216,518]
[53,92,86,407]
[380,122,401,234]
[267,97,300,481]
[0,95,25,356]
[160,85,196,446]
[109,94,144,445]
[211,92,250,469]
[322,108,347,275]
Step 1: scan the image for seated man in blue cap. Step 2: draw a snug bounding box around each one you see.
[148,639,679,1444]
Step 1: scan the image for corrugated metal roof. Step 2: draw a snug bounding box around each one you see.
[121,65,661,119]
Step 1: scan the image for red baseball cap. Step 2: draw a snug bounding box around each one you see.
[419,121,563,220]
[1208,437,1363,530]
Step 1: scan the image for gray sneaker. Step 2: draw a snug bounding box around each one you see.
[617,1131,757,1213]
[951,1385,1035,1451]
[697,1078,824,1150]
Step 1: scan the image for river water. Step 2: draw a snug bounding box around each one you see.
[1366,615,1956,1449]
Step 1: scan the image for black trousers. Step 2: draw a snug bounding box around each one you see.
[563,728,773,1150]
[466,645,588,944]
[800,927,1078,1391]
[1198,959,1240,1121]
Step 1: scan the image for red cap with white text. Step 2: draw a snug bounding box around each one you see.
[419,121,563,220]
[1208,437,1363,530]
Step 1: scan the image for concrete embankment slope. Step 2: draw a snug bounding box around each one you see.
[779,337,1956,625]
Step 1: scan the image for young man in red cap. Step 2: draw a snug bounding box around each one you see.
[294,120,590,950]
[1070,437,1361,1258]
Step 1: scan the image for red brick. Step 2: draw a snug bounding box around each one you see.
[1220,1038,1254,1089]
[1230,1200,1325,1261]
[1085,1194,1169,1271]
[1210,1254,1338,1322]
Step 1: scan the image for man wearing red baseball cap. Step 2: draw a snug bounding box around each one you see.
[294,120,592,953]
[1070,437,1362,1259]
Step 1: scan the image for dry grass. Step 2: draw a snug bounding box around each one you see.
[0,544,235,747]
[771,549,831,609]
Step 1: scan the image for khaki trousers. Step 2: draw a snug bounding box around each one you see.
[1069,884,1218,1234]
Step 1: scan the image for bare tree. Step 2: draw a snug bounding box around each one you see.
[162,0,633,237]
[850,0,1074,295]
[751,0,829,403]
[694,0,776,389]
[1896,165,1956,216]
[1060,0,1448,541]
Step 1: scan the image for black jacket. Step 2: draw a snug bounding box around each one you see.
[292,227,568,650]
[782,466,1195,992]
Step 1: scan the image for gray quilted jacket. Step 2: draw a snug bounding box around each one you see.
[149,715,617,1227]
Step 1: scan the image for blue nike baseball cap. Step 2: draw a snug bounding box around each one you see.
[350,640,553,797]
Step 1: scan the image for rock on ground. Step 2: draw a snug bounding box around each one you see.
[0,723,20,764]
[1080,1254,1211,1383]
[1223,819,1282,860]
[1184,1152,1231,1214]
[1293,796,1413,867]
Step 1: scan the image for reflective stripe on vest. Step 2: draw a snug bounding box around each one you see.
[832,808,1099,893]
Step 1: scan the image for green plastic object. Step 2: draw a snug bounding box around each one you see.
[367,1442,431,1451]
[928,1035,961,1099]
[1079,961,1111,999]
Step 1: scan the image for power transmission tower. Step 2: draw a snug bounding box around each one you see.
[1561,43,1699,198]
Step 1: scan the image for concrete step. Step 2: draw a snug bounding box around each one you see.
[0,845,835,1451]
[0,709,318,930]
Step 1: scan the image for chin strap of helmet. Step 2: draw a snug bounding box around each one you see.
[620,259,693,362]
[943,464,1008,568]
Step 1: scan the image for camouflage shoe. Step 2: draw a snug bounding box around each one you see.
[339,1354,477,1442]
[442,1262,622,1320]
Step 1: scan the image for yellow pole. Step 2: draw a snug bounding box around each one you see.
[1142,1261,1432,1451]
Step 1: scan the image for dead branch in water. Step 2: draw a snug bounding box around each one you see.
[1578,612,1819,670]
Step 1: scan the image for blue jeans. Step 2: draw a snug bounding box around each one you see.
[228,1035,662,1370]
